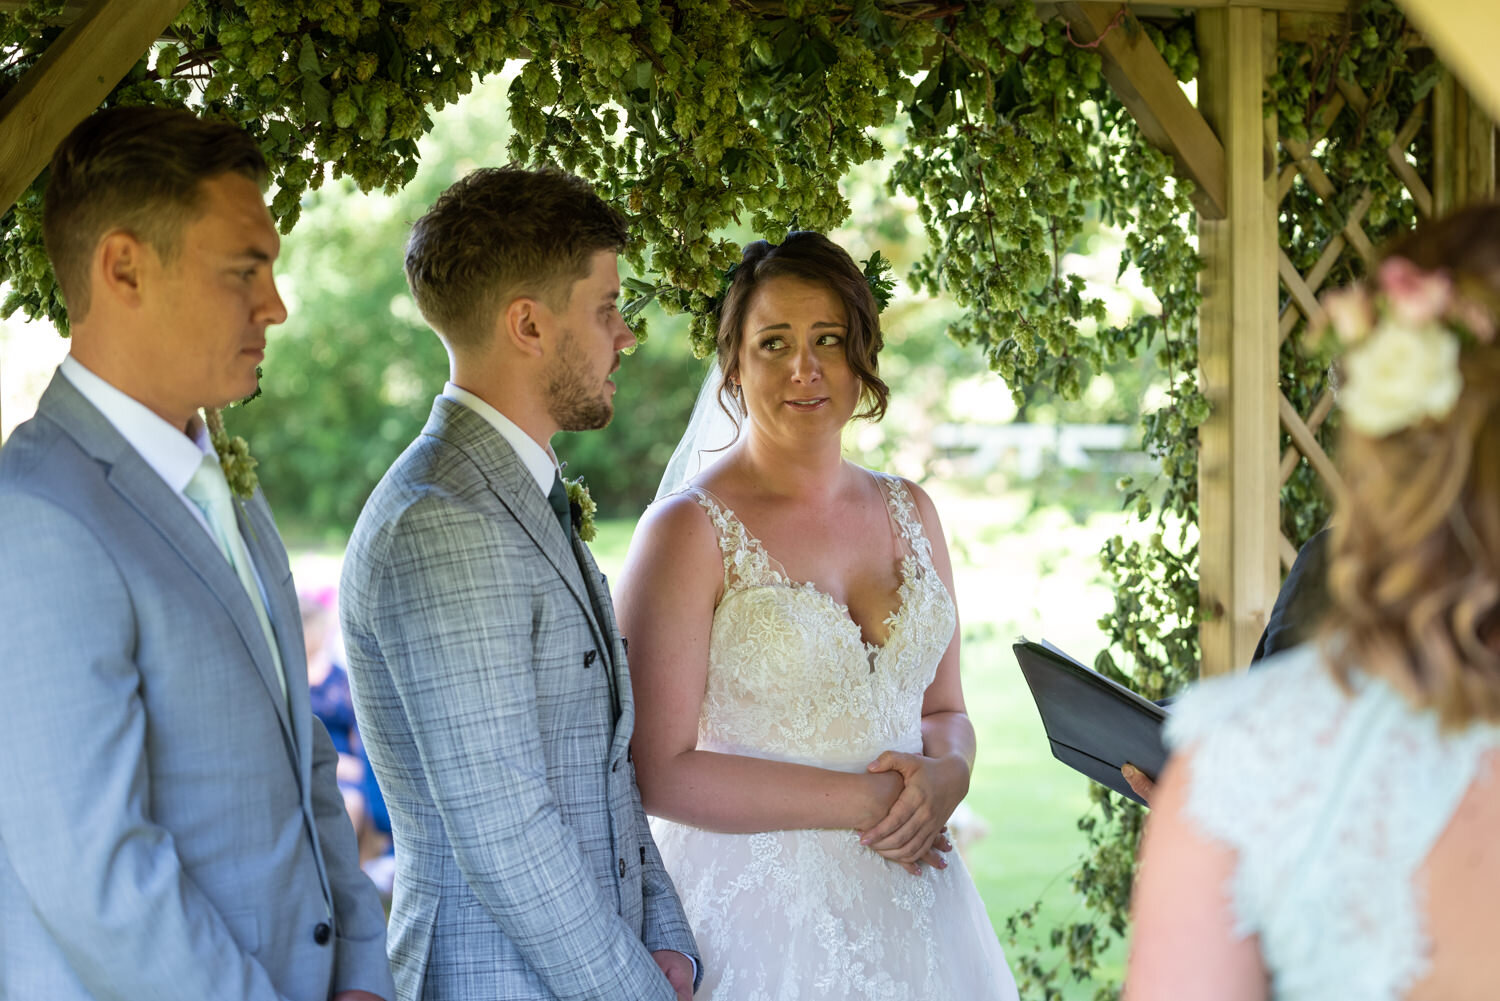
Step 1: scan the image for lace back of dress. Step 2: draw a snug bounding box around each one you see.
[1169,650,1500,1001]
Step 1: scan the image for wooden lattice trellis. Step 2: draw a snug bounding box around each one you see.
[1273,83,1437,570]
[1187,8,1496,677]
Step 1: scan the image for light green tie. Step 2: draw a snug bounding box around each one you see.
[184,453,288,703]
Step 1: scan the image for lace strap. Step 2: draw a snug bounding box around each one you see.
[876,474,934,570]
[684,486,786,592]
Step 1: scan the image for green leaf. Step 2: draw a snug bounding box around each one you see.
[301,75,331,124]
[297,33,321,76]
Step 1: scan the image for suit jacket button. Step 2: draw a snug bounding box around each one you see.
[313,922,332,946]
[618,858,626,878]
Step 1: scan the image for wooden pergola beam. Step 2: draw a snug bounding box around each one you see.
[1396,0,1500,126]
[1058,2,1228,219]
[0,0,189,213]
[1124,0,1348,7]
[1196,6,1280,675]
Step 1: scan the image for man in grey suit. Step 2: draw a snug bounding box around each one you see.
[339,167,700,1000]
[0,107,394,1001]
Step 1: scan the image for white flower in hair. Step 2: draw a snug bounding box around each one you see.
[1339,319,1462,437]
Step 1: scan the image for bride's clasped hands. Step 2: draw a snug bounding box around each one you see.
[859,746,971,873]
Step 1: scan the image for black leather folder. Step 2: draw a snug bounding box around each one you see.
[1013,638,1167,807]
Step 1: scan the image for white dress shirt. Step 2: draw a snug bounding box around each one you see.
[58,356,276,612]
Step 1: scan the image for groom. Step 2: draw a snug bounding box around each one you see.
[340,166,700,1000]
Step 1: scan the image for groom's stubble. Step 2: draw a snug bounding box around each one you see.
[545,324,617,431]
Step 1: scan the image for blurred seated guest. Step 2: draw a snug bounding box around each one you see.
[301,590,389,864]
[1127,203,1500,1001]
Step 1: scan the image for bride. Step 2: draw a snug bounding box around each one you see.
[616,232,1018,999]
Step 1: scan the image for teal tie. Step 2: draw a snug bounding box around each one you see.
[183,453,288,703]
[548,470,572,536]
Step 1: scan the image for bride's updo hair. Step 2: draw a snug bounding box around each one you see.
[1324,202,1500,728]
[715,231,890,422]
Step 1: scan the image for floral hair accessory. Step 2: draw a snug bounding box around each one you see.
[1319,257,1496,438]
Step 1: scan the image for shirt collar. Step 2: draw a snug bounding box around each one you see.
[59,355,215,492]
[441,382,558,496]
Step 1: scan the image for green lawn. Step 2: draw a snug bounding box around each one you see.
[588,484,1134,998]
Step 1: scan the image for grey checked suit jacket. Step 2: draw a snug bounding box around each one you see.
[339,397,698,1001]
[0,372,395,1000]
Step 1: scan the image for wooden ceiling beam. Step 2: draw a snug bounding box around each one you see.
[1058,1,1228,218]
[0,1,90,12]
[1396,0,1500,125]
[0,0,188,213]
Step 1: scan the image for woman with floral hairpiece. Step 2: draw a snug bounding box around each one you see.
[616,231,1018,998]
[1126,203,1500,1001]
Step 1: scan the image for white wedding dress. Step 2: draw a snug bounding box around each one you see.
[650,474,1018,1000]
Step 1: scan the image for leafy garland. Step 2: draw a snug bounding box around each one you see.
[0,0,1433,992]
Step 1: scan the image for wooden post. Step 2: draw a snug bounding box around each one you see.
[1432,73,1496,215]
[1195,7,1280,677]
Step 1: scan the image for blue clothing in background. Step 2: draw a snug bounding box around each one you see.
[309,664,359,756]
[309,663,390,835]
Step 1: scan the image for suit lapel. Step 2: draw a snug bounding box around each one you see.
[238,496,310,767]
[40,376,299,756]
[421,399,612,660]
[572,538,621,716]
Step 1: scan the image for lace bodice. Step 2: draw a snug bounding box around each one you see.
[1168,645,1500,1001]
[686,475,955,771]
[652,473,1017,1000]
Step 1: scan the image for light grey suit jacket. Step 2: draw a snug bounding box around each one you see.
[339,397,698,1001]
[0,372,394,1001]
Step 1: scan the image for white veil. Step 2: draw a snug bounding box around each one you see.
[654,364,742,501]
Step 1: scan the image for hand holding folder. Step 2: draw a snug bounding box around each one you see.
[1013,639,1167,807]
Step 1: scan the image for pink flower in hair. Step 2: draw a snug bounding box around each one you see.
[1378,256,1453,327]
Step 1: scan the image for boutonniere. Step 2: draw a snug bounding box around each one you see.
[564,475,597,543]
[204,406,259,500]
